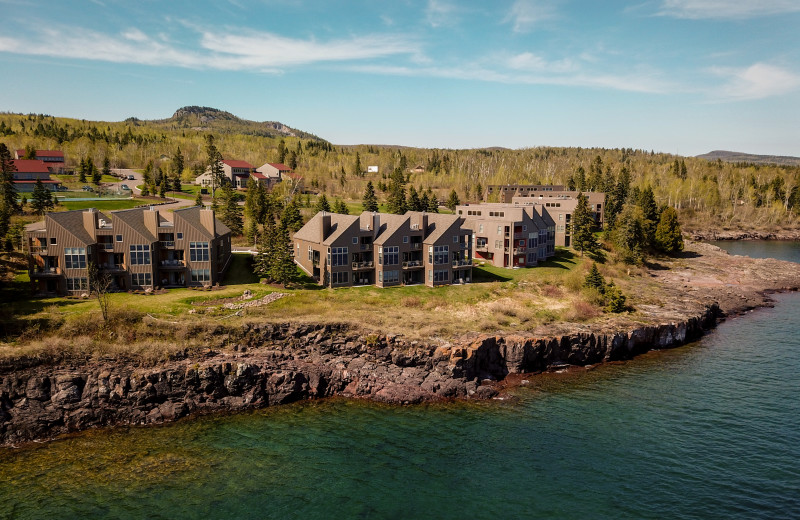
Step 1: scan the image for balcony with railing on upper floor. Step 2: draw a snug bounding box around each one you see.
[402,259,423,269]
[160,259,186,269]
[452,258,472,267]
[352,260,374,270]
[32,264,60,276]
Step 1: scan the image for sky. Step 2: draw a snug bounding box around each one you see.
[1,0,798,156]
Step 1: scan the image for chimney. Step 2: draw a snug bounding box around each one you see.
[372,212,380,237]
[320,212,331,242]
[418,212,428,234]
[200,208,217,236]
[82,208,98,236]
[143,207,159,236]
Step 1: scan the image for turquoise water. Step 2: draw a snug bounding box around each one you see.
[2,242,799,519]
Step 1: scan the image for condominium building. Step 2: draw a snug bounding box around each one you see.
[485,184,565,203]
[455,203,555,268]
[512,191,605,247]
[195,159,256,189]
[26,206,231,295]
[293,211,473,288]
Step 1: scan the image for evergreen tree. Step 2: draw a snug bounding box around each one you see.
[102,156,111,177]
[23,144,36,159]
[353,152,362,177]
[637,185,659,246]
[205,134,224,198]
[612,204,646,265]
[218,184,243,235]
[314,193,331,213]
[281,199,304,233]
[277,139,287,163]
[158,180,166,198]
[575,166,587,191]
[0,143,18,243]
[254,214,277,279]
[427,189,439,212]
[583,263,605,293]
[679,160,687,181]
[173,146,185,180]
[604,282,627,313]
[288,151,298,170]
[654,206,684,254]
[408,185,423,211]
[570,192,599,256]
[31,178,54,215]
[78,157,87,183]
[475,182,483,201]
[420,191,430,212]
[387,181,406,214]
[445,189,460,211]
[362,181,379,212]
[194,191,203,206]
[332,198,349,215]
[172,173,182,192]
[245,219,259,245]
[269,220,296,287]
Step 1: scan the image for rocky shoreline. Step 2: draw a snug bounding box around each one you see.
[2,241,799,448]
[689,230,800,241]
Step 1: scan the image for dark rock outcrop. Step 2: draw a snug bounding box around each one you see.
[0,307,720,447]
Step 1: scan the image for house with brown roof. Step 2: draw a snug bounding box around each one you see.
[293,211,472,288]
[195,159,255,189]
[512,191,605,247]
[255,162,303,191]
[26,206,231,295]
[14,149,66,173]
[455,203,555,268]
[9,159,62,192]
[485,184,565,203]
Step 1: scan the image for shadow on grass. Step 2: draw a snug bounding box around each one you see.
[539,248,579,270]
[472,265,512,283]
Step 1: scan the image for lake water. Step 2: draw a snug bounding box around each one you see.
[2,242,799,519]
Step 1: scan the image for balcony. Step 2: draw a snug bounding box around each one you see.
[352,260,374,270]
[513,248,525,255]
[452,259,472,267]
[32,266,60,276]
[101,263,126,271]
[410,242,422,250]
[359,243,372,251]
[160,241,175,248]
[30,245,48,254]
[99,243,114,251]
[402,260,423,269]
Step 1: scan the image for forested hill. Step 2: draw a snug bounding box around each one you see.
[697,150,800,167]
[133,106,325,141]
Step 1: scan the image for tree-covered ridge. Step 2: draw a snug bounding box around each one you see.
[1,109,799,233]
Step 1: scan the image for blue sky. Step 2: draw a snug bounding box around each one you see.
[1,0,798,156]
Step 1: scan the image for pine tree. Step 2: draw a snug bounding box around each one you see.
[102,156,111,177]
[445,189,460,211]
[420,191,430,212]
[245,219,259,245]
[362,181,379,212]
[218,183,243,235]
[78,157,87,183]
[353,152,362,177]
[570,192,598,256]
[277,139,287,163]
[583,262,605,293]
[315,193,331,213]
[254,214,277,279]
[612,204,646,265]
[0,143,18,243]
[387,181,406,214]
[205,134,224,198]
[173,146,185,180]
[281,199,304,233]
[604,282,627,313]
[408,186,423,211]
[194,191,203,206]
[575,166,587,191]
[679,160,687,181]
[270,219,296,287]
[159,180,166,198]
[655,206,684,254]
[31,178,54,215]
[637,185,659,246]
[90,159,101,185]
[332,198,349,215]
[427,189,439,212]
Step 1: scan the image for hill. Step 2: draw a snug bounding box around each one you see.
[139,106,326,142]
[696,150,800,167]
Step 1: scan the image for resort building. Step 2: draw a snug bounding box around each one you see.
[14,149,66,173]
[25,206,231,296]
[195,159,256,189]
[512,191,605,247]
[255,163,303,191]
[485,184,565,203]
[455,203,556,268]
[9,159,62,192]
[293,211,473,288]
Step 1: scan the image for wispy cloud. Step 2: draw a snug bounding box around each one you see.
[0,25,421,72]
[425,0,458,28]
[658,0,800,19]
[711,63,800,100]
[503,0,559,33]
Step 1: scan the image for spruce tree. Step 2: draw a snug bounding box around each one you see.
[583,263,605,293]
[408,185,422,211]
[173,146,185,181]
[474,182,483,201]
[445,189,460,211]
[637,186,659,246]
[78,157,87,183]
[159,180,166,198]
[571,192,598,256]
[427,189,439,212]
[387,181,406,214]
[218,183,243,235]
[604,282,627,313]
[254,214,277,280]
[281,199,304,233]
[655,207,684,254]
[0,144,18,243]
[269,219,295,287]
[353,152,362,178]
[315,193,331,213]
[362,181,379,212]
[102,156,111,177]
[90,159,101,185]
[420,191,430,212]
[205,134,224,198]
[194,191,203,206]
[612,204,646,265]
[332,198,349,215]
[31,178,54,215]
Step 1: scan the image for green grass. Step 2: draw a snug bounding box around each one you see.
[60,199,145,211]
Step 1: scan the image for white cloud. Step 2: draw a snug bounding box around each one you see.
[712,63,800,100]
[425,0,458,28]
[658,0,800,19]
[0,25,421,72]
[507,52,576,73]
[503,0,558,33]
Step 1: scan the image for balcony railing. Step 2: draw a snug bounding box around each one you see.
[352,261,374,269]
[360,243,372,251]
[160,259,185,267]
[101,263,126,271]
[452,259,472,267]
[30,245,48,253]
[402,260,423,268]
[160,241,175,248]
[99,243,114,250]
[410,243,422,250]
[513,248,525,255]
[33,266,60,275]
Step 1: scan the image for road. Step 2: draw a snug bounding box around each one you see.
[111,168,197,211]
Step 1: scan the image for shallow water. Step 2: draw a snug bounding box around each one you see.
[2,241,799,519]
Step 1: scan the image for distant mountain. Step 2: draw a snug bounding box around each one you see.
[696,150,800,167]
[128,106,326,142]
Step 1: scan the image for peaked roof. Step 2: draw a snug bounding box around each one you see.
[173,206,231,237]
[10,159,51,173]
[46,209,110,245]
[110,208,158,242]
[223,159,255,169]
[411,212,463,243]
[16,149,64,158]
[371,213,409,245]
[293,212,358,245]
[266,163,291,170]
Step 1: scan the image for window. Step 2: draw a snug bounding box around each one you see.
[380,270,399,283]
[433,270,449,282]
[497,226,502,235]
[331,271,349,285]
[479,224,484,233]
[352,236,358,244]
[189,242,209,262]
[115,234,123,242]
[523,225,527,231]
[433,245,449,264]
[66,277,88,291]
[528,237,538,248]
[177,232,183,240]
[403,236,408,244]
[308,246,313,261]
[130,244,151,265]
[131,272,152,287]
[528,252,537,264]
[64,247,86,269]
[453,235,458,243]
[50,237,57,245]
[190,269,210,283]
[494,240,502,249]
[331,247,348,266]
[382,246,399,265]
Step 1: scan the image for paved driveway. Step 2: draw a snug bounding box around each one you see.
[111,168,197,211]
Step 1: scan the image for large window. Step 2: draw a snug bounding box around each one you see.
[433,270,449,282]
[433,245,449,265]
[379,270,399,283]
[131,272,152,287]
[64,247,86,269]
[190,242,210,262]
[382,246,398,265]
[66,277,88,291]
[331,247,348,266]
[528,237,538,248]
[331,271,349,285]
[191,269,210,283]
[130,244,151,265]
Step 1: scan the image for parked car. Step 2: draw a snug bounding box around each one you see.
[120,184,130,190]
[82,185,93,191]
[128,175,135,180]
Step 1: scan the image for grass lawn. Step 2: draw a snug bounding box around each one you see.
[60,199,145,211]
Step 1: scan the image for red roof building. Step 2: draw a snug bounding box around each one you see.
[10,159,61,192]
